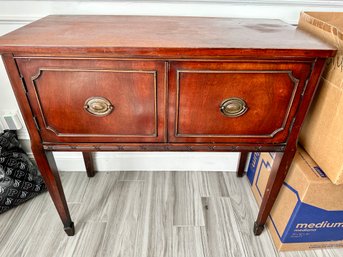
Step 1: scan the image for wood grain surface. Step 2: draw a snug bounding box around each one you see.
[0,171,342,257]
[15,58,166,143]
[0,15,337,240]
[0,15,335,58]
[168,61,312,143]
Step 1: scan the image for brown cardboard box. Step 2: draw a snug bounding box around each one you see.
[247,147,343,251]
[298,12,343,185]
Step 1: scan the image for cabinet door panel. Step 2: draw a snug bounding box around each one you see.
[16,58,166,143]
[168,61,312,143]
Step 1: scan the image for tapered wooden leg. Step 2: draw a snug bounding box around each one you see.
[253,146,297,235]
[237,152,248,177]
[32,145,75,236]
[82,152,96,177]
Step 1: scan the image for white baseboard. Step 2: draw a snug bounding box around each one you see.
[51,152,240,172]
[20,138,241,172]
[3,123,245,172]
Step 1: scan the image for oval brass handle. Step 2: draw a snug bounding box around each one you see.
[84,97,114,117]
[220,98,248,117]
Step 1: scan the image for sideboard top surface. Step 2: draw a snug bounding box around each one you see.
[0,15,335,58]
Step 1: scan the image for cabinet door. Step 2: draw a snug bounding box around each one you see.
[16,58,166,143]
[168,61,312,144]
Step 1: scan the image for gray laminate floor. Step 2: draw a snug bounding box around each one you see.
[0,171,342,257]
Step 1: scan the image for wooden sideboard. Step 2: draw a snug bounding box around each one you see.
[0,15,335,236]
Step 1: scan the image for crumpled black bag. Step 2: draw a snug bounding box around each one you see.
[0,130,46,214]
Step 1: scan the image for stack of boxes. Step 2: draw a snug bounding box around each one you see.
[247,12,343,251]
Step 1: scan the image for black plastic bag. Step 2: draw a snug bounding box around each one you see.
[0,131,46,214]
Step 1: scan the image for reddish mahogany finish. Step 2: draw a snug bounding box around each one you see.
[0,15,335,236]
[16,58,166,143]
[0,15,333,58]
[237,152,249,177]
[168,61,311,143]
[82,152,96,177]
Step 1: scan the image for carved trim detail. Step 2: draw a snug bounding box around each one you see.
[31,68,158,138]
[175,69,299,138]
[43,143,286,152]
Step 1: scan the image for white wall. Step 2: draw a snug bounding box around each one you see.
[0,0,342,172]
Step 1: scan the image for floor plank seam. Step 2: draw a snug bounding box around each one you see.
[79,177,91,202]
[2,172,343,257]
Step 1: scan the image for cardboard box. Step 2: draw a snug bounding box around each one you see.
[298,12,343,185]
[247,147,343,251]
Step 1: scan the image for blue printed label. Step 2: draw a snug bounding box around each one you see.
[247,152,260,185]
[251,153,343,243]
[281,197,343,243]
[313,166,327,178]
[268,182,343,243]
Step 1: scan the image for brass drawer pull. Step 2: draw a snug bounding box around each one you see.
[220,98,248,117]
[84,97,114,117]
